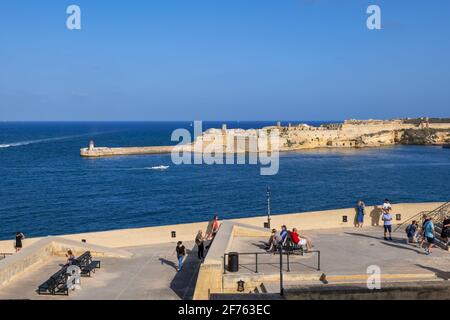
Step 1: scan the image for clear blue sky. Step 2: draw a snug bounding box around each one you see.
[0,0,449,121]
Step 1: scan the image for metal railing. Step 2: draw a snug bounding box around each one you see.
[223,249,321,274]
[394,201,450,232]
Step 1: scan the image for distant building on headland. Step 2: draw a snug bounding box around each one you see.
[80,118,450,157]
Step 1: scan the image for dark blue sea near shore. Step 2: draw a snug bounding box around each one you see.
[0,121,449,241]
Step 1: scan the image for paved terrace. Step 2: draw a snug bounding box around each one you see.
[0,226,449,299]
[225,226,450,284]
[0,242,200,300]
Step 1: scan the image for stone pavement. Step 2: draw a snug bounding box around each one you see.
[0,241,201,300]
[226,226,450,280]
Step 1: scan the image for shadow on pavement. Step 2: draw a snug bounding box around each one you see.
[169,246,201,300]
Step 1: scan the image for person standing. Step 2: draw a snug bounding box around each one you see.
[382,209,393,241]
[173,241,186,272]
[195,230,205,260]
[441,215,450,246]
[15,232,25,252]
[418,214,430,246]
[423,217,435,255]
[356,200,365,228]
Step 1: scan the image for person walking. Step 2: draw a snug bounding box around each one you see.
[356,200,365,228]
[382,209,393,241]
[195,230,205,260]
[423,217,435,255]
[173,241,186,272]
[15,232,25,252]
[418,214,430,247]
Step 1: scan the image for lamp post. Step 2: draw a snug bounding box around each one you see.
[279,244,284,296]
[266,186,271,229]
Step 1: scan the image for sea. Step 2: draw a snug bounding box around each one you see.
[0,121,449,241]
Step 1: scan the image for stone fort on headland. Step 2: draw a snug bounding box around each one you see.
[80,118,450,157]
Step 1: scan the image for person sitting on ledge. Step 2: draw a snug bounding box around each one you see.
[205,215,220,250]
[382,199,392,212]
[405,220,418,244]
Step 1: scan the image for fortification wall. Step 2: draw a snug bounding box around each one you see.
[0,202,443,253]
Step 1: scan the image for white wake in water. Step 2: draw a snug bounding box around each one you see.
[146,165,170,171]
[0,133,105,149]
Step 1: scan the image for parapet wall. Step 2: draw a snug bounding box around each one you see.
[0,202,443,254]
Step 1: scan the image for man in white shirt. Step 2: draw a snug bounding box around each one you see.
[382,199,392,211]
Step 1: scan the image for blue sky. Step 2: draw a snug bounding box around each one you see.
[0,0,449,121]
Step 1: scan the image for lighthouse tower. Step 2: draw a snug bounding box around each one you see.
[89,140,95,151]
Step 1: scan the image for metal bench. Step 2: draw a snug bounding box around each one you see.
[282,242,305,255]
[38,266,69,296]
[75,251,101,277]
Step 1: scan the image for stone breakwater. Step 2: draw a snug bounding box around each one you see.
[80,145,175,157]
[80,118,450,157]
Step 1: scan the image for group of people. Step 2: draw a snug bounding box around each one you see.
[265,225,313,252]
[173,215,220,272]
[356,199,397,240]
[405,214,450,255]
[357,198,449,255]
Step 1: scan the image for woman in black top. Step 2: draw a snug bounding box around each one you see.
[15,232,25,252]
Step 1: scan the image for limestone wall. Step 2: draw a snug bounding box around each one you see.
[1,202,443,254]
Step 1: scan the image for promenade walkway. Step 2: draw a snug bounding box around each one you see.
[0,241,200,300]
[226,226,449,282]
[0,226,448,299]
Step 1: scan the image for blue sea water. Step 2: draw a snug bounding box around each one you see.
[0,121,449,241]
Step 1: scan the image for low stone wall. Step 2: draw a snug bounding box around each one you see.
[0,237,132,287]
[192,222,270,300]
[0,202,443,254]
[0,238,53,287]
[211,281,450,300]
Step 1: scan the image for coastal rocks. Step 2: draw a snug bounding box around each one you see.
[400,129,450,145]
